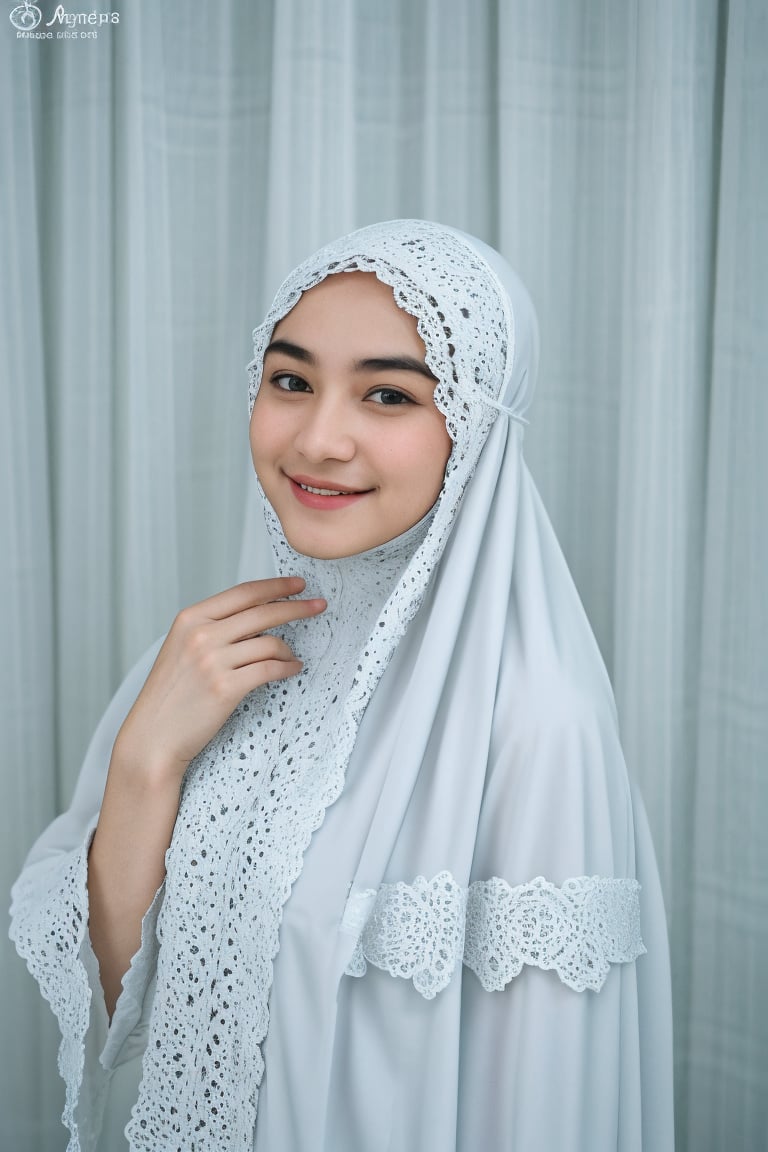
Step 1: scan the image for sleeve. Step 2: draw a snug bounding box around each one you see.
[452,694,675,1152]
[8,636,165,1152]
[331,691,674,1151]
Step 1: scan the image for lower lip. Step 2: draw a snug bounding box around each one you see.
[289,478,372,510]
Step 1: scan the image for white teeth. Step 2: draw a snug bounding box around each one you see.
[298,482,350,496]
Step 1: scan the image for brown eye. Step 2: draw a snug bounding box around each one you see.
[368,388,412,406]
[273,373,311,393]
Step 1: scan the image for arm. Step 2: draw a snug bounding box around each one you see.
[10,577,326,1150]
[86,756,181,1018]
[87,576,326,1017]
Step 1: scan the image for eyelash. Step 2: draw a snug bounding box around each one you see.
[269,373,414,407]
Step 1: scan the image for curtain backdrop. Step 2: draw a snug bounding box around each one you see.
[2,2,766,1148]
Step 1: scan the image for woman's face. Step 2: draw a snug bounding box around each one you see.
[250,272,452,559]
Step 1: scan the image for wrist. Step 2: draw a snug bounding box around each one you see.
[108,738,187,794]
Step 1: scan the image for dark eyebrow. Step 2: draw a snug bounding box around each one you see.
[263,341,436,383]
[353,356,436,382]
[263,339,315,364]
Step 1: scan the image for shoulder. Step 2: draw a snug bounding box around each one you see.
[493,643,625,782]
[482,658,634,882]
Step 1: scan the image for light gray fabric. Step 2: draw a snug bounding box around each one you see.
[254,432,672,1152]
[10,222,672,1150]
[8,638,164,1150]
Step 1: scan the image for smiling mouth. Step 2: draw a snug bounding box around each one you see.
[297,482,356,496]
[289,474,373,496]
[287,474,374,510]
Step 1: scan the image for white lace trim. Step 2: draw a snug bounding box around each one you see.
[343,872,645,998]
[9,840,93,1150]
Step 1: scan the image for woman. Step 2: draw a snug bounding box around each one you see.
[10,220,674,1151]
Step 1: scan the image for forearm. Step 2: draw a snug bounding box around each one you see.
[87,752,181,1018]
[85,579,320,1019]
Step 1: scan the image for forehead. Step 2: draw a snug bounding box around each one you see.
[272,271,425,353]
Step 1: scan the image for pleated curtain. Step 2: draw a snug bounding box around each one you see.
[1,2,766,1148]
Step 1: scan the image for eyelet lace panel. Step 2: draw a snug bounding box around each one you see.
[9,842,93,1149]
[343,872,645,998]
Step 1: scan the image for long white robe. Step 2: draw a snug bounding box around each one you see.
[10,220,674,1151]
[11,465,674,1151]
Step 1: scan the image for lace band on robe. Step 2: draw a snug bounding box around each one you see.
[342,872,645,999]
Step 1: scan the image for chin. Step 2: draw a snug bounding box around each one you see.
[281,528,365,561]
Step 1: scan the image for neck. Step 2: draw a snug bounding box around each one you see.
[260,504,435,672]
[268,504,435,603]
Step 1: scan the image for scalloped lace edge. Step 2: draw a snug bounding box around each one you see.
[9,840,93,1151]
[343,872,646,999]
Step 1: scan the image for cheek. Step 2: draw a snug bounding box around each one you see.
[392,419,452,500]
[249,395,281,472]
[421,418,453,489]
[248,413,263,471]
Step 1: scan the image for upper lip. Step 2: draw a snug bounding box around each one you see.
[288,473,372,494]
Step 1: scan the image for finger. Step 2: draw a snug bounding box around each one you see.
[219,597,327,643]
[187,577,308,623]
[230,658,303,696]
[228,635,298,670]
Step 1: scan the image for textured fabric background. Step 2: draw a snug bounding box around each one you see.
[2,2,766,1148]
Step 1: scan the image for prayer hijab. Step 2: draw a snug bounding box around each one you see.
[11,220,673,1151]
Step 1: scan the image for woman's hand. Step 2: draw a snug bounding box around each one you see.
[89,576,325,1016]
[112,576,325,786]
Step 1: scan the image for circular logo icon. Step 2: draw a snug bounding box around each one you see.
[10,2,42,30]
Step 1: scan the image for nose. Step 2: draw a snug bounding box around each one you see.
[292,395,356,463]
